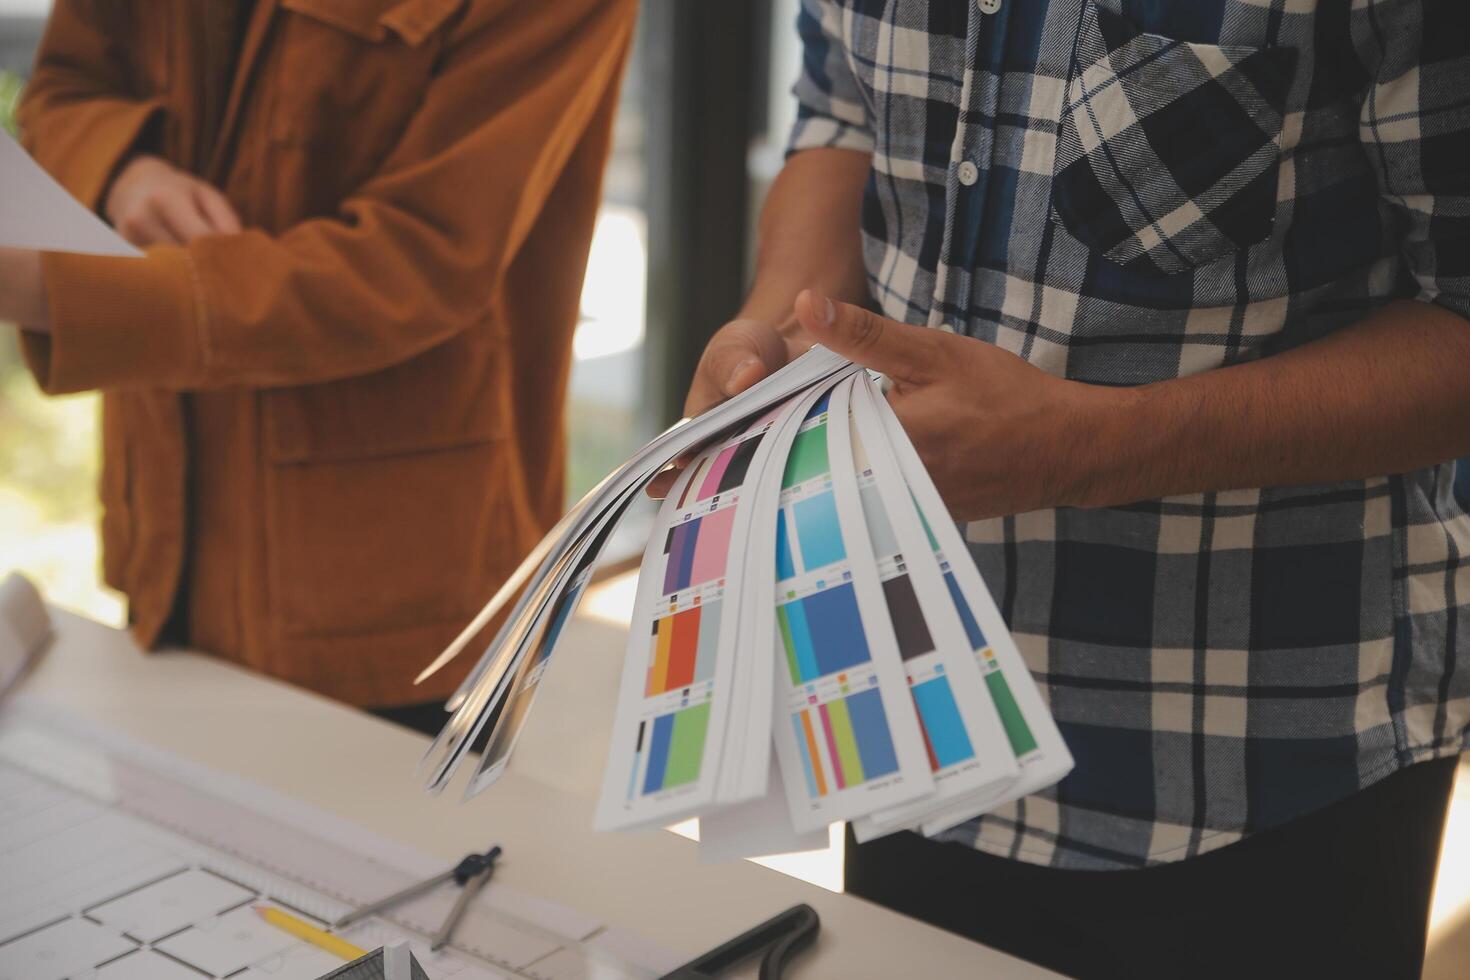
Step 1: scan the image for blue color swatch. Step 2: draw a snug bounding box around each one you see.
[912,675,975,769]
[804,582,871,678]
[945,571,987,651]
[642,712,674,794]
[793,491,845,570]
[775,511,796,581]
[845,687,899,779]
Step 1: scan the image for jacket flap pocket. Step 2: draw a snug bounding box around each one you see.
[381,0,467,46]
[266,339,504,465]
[278,0,464,45]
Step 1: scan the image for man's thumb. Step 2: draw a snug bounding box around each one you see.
[794,290,935,383]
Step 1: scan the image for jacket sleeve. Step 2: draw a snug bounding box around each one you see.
[16,0,165,212]
[22,0,637,394]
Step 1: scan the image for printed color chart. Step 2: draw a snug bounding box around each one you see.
[911,676,975,770]
[791,686,899,797]
[777,582,871,684]
[681,436,761,505]
[943,570,1038,756]
[662,505,737,595]
[645,599,721,696]
[637,701,712,796]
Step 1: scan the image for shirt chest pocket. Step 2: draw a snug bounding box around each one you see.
[1050,0,1296,276]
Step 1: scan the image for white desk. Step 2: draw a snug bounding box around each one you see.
[9,607,1062,979]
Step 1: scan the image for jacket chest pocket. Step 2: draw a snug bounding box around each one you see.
[266,0,463,178]
[1050,0,1295,275]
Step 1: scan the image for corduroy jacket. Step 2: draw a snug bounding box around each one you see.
[17,0,635,705]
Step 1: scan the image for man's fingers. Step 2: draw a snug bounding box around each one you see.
[794,289,938,384]
[116,208,179,247]
[193,183,243,234]
[685,320,791,417]
[153,191,215,243]
[646,467,679,500]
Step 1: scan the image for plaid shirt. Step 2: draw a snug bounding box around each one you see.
[790,0,1470,869]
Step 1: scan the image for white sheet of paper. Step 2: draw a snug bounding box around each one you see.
[89,867,255,942]
[697,751,827,862]
[0,129,140,257]
[0,915,136,980]
[0,706,666,980]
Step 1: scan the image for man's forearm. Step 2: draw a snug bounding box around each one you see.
[673,147,873,420]
[739,147,871,329]
[1082,300,1470,507]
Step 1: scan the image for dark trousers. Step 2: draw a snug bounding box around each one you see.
[845,757,1458,980]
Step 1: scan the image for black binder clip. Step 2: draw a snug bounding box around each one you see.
[658,903,820,980]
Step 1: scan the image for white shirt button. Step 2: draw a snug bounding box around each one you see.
[957,160,979,186]
[978,0,1001,14]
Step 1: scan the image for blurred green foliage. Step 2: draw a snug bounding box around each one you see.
[0,70,21,136]
[0,63,110,620]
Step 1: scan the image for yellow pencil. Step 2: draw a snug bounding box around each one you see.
[254,905,367,961]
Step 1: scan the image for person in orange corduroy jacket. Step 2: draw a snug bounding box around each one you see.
[0,0,637,722]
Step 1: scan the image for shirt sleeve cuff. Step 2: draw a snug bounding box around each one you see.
[22,247,203,394]
[786,111,876,158]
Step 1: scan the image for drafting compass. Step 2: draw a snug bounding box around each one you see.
[333,845,502,951]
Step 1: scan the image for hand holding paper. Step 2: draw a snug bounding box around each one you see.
[420,345,1072,857]
[793,289,1122,522]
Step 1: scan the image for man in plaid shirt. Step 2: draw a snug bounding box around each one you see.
[682,0,1470,976]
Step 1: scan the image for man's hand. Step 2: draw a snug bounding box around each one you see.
[684,317,812,418]
[646,316,813,498]
[105,155,242,247]
[0,247,49,334]
[793,290,1123,521]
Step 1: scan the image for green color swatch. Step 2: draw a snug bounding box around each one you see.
[783,423,830,488]
[826,697,866,785]
[663,701,711,788]
[985,671,1038,756]
[777,605,802,687]
[914,491,940,552]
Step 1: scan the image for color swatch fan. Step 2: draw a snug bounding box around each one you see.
[417,348,1072,852]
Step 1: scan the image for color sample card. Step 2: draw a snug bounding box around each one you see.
[846,375,1073,837]
[790,686,900,796]
[426,347,868,803]
[464,564,595,798]
[661,504,737,595]
[638,702,712,794]
[690,436,761,503]
[911,676,974,770]
[597,408,790,831]
[840,379,1019,838]
[945,571,1040,757]
[448,344,1070,855]
[646,600,720,695]
[712,386,837,806]
[770,380,934,832]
